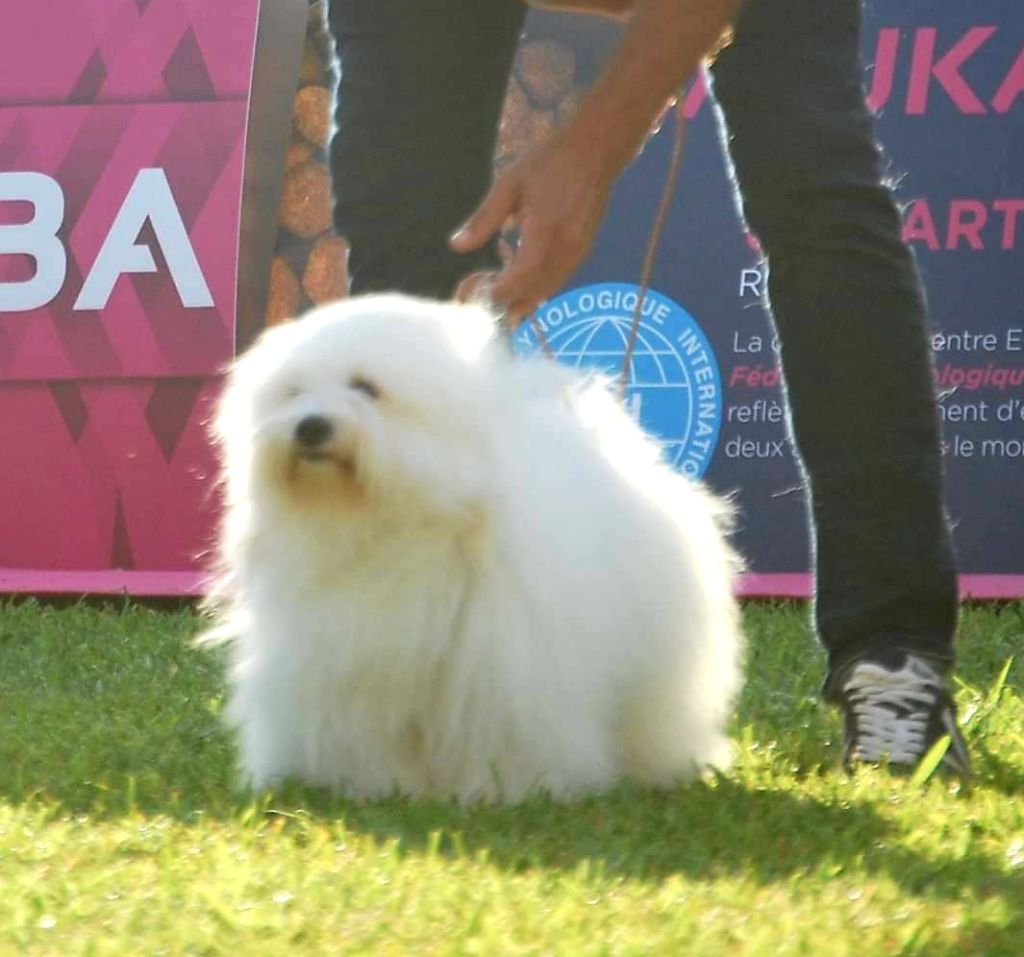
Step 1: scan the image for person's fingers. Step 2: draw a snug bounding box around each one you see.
[503,298,543,326]
[491,214,585,309]
[449,175,520,253]
[453,270,499,304]
[490,257,549,311]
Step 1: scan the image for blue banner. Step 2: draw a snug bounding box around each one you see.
[514,0,1023,595]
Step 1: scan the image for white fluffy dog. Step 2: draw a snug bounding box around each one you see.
[202,294,743,802]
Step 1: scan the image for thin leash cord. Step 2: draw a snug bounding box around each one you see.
[527,313,552,357]
[619,92,687,400]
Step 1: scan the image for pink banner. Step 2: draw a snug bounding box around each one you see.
[0,0,258,380]
[0,379,221,572]
[0,0,259,585]
[0,0,258,105]
[0,103,244,378]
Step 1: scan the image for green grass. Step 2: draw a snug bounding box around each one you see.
[1,600,1022,956]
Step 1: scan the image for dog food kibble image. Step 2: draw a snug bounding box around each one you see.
[285,140,313,171]
[555,86,584,124]
[303,235,350,305]
[294,85,332,149]
[266,257,302,327]
[264,2,349,328]
[516,38,576,109]
[496,38,586,170]
[280,161,334,239]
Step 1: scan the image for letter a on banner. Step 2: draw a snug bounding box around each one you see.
[75,168,214,311]
[0,172,67,313]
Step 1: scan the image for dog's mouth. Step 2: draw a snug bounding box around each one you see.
[297,449,337,464]
[294,447,356,471]
[287,441,359,484]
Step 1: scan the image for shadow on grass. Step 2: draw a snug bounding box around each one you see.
[305,778,1021,910]
[2,597,1021,929]
[3,721,1019,917]
[966,744,1024,796]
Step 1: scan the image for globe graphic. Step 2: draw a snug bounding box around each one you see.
[515,286,722,477]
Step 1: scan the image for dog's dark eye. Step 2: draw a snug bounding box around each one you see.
[349,375,381,400]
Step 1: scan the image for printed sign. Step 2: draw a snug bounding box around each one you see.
[521,0,1023,597]
[0,0,257,380]
[0,0,261,589]
[515,282,723,478]
[1,0,1019,596]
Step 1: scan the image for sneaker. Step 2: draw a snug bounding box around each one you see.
[830,653,971,776]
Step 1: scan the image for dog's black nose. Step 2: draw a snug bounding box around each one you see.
[295,414,333,449]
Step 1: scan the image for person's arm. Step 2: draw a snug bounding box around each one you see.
[450,0,743,320]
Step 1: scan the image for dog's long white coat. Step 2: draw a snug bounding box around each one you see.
[204,295,743,802]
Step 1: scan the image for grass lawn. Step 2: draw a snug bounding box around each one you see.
[1,599,1021,956]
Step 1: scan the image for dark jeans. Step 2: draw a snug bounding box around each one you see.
[326,0,959,684]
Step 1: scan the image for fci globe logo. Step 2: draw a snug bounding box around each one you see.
[514,282,723,478]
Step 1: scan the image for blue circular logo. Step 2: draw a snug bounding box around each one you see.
[513,282,722,477]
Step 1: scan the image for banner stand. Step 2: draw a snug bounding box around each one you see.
[1,0,1018,600]
[236,0,310,352]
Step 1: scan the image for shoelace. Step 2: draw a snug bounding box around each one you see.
[842,660,942,763]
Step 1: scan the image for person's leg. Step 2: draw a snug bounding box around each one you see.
[326,0,525,297]
[709,0,966,769]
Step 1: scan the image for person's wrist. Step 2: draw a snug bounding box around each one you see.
[560,109,634,185]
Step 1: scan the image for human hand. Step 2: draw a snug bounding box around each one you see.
[449,130,618,324]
